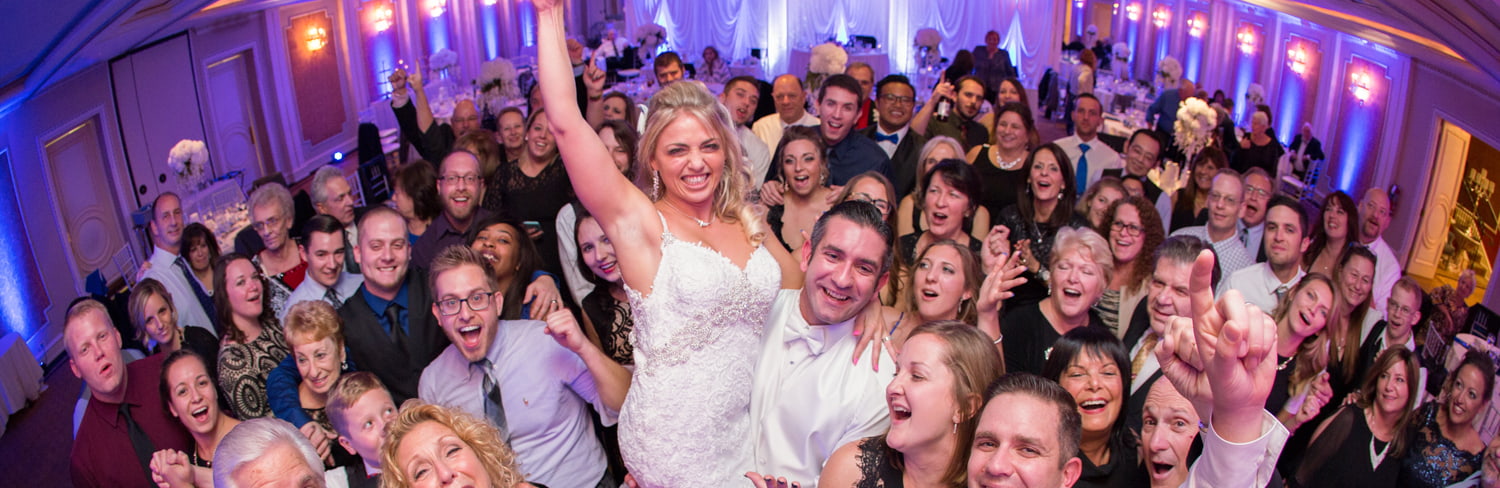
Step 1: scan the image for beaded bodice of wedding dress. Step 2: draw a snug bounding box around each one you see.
[621,217,780,487]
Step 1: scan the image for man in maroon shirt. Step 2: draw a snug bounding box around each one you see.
[67,298,191,487]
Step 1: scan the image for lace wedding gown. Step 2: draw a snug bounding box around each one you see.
[621,216,780,487]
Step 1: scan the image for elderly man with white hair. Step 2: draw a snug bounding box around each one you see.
[214,417,345,488]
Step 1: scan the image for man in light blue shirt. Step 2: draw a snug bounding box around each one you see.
[419,245,628,488]
[280,215,364,322]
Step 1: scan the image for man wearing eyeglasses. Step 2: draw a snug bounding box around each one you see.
[412,150,492,268]
[1352,276,1428,393]
[860,74,927,197]
[1239,168,1274,262]
[419,245,627,488]
[1169,168,1254,275]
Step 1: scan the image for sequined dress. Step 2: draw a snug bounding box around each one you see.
[620,214,780,487]
[1398,401,1482,488]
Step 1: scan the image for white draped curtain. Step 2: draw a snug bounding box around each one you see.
[625,0,1060,85]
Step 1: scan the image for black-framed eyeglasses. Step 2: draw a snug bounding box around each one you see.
[1111,221,1143,237]
[851,192,892,214]
[879,94,916,105]
[437,291,496,316]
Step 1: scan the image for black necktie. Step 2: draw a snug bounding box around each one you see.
[175,256,217,319]
[475,359,510,439]
[324,287,343,309]
[119,403,157,485]
[384,303,406,353]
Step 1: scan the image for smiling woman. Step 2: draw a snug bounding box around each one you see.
[283,300,359,470]
[1042,327,1147,488]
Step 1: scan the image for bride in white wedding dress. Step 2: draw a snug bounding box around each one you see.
[534,2,799,486]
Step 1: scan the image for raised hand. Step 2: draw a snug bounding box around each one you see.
[978,251,1027,311]
[543,309,588,353]
[583,62,607,97]
[931,78,955,101]
[760,180,786,206]
[1156,249,1277,443]
[980,225,1013,272]
[1016,239,1038,273]
[409,61,425,90]
[1148,160,1190,195]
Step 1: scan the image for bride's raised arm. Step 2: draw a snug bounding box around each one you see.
[535,0,655,232]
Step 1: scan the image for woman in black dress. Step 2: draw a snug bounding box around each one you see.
[1001,227,1113,375]
[483,108,574,277]
[995,143,1085,306]
[766,126,833,252]
[130,278,220,371]
[1167,146,1223,232]
[1293,347,1421,488]
[819,321,1003,488]
[1042,327,1147,488]
[1398,350,1493,488]
[897,159,985,264]
[965,102,1034,220]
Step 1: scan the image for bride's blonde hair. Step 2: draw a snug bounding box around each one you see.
[635,81,765,245]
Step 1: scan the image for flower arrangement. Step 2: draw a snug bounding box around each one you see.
[479,57,519,99]
[809,42,848,75]
[430,48,459,72]
[635,23,666,50]
[1156,56,1182,94]
[1173,96,1217,162]
[168,139,209,178]
[1112,42,1131,65]
[1246,83,1266,108]
[914,28,942,49]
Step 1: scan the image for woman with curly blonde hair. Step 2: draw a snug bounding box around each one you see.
[380,401,530,488]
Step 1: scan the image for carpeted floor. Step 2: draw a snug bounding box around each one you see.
[1,361,81,487]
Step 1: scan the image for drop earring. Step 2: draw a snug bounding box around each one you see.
[652,171,661,199]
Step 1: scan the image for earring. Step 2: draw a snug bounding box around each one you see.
[820,173,827,186]
[652,171,661,199]
[341,360,349,371]
[952,422,958,434]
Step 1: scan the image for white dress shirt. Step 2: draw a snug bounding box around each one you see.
[740,125,773,185]
[279,272,365,322]
[873,125,910,158]
[1052,134,1121,191]
[1170,226,1255,276]
[1218,263,1304,313]
[554,204,594,305]
[750,290,895,486]
[1181,411,1290,488]
[142,246,216,336]
[419,320,614,488]
[1365,237,1401,315]
[753,112,820,152]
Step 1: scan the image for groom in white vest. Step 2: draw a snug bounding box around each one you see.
[748,201,898,487]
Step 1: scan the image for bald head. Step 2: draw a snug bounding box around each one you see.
[1358,188,1392,244]
[451,100,480,136]
[771,74,807,123]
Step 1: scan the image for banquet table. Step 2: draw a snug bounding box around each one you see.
[0,332,43,437]
[786,49,891,79]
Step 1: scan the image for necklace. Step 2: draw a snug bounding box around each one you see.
[1277,354,1295,371]
[1368,433,1390,468]
[992,145,1025,170]
[662,199,712,227]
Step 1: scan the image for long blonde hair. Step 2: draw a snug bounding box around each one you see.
[636,81,764,245]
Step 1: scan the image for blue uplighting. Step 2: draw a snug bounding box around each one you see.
[1276,72,1305,143]
[481,3,500,59]
[427,15,449,53]
[371,29,397,100]
[0,151,45,341]
[1184,35,1203,83]
[1336,79,1378,192]
[1232,32,1259,125]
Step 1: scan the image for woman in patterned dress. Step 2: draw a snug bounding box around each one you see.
[213,253,289,420]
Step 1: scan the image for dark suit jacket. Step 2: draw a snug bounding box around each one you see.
[860,125,927,197]
[339,267,449,404]
[1097,132,1127,154]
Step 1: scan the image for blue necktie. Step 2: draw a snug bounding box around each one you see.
[873,132,899,144]
[1076,143,1091,193]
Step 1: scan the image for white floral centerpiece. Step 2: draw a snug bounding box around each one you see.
[806,42,848,92]
[635,23,666,56]
[479,57,520,111]
[430,48,459,73]
[168,139,211,191]
[1112,42,1131,68]
[915,28,943,70]
[1246,83,1266,109]
[1155,56,1181,96]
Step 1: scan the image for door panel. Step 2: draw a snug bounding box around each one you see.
[110,34,209,205]
[205,51,271,184]
[43,116,131,283]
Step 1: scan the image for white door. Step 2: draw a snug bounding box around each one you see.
[204,50,272,185]
[43,116,132,284]
[1408,120,1469,280]
[110,34,209,206]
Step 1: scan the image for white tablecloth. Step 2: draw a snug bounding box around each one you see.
[0,333,43,436]
[786,49,891,79]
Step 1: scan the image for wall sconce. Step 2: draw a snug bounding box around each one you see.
[1287,45,1309,76]
[1152,7,1170,29]
[1236,26,1257,54]
[1112,2,1120,15]
[1125,3,1142,21]
[483,0,497,5]
[1187,14,1205,37]
[426,0,446,17]
[305,26,328,51]
[372,5,393,32]
[1075,0,1085,9]
[1350,71,1372,103]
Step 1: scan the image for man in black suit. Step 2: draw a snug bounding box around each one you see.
[341,206,449,404]
[1122,235,1213,434]
[1101,129,1167,203]
[861,75,927,197]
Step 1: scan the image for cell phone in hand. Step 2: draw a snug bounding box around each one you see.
[524,221,542,232]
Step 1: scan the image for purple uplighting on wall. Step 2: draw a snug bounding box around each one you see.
[1335,56,1388,192]
[0,150,47,340]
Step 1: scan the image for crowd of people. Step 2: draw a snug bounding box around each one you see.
[64,5,1500,488]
